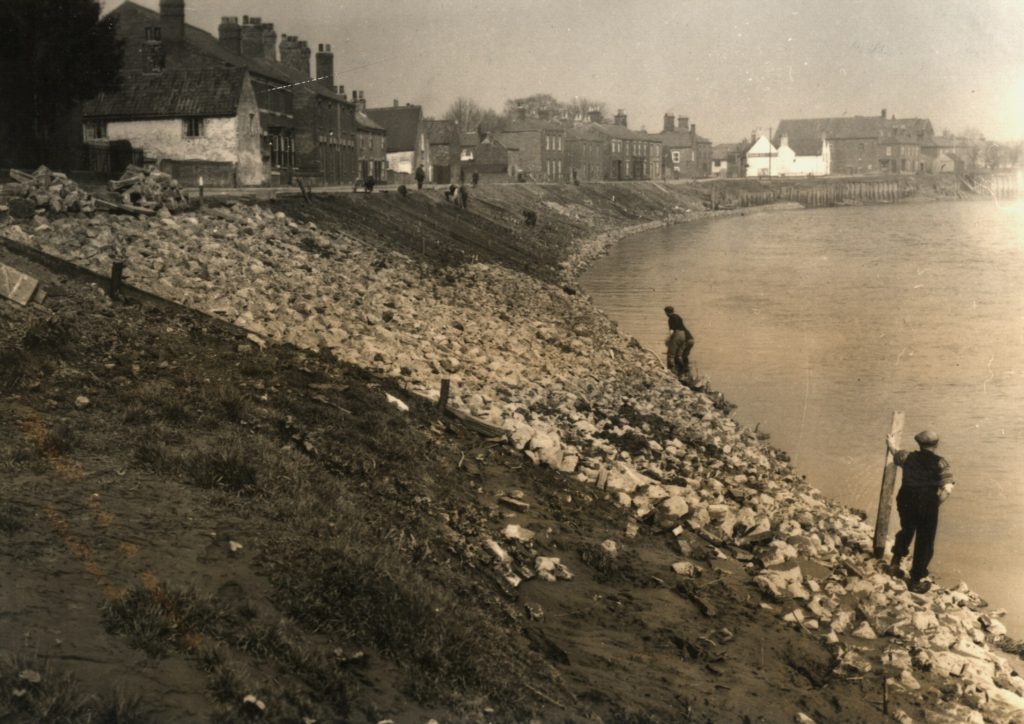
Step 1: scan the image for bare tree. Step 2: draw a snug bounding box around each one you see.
[444,97,501,135]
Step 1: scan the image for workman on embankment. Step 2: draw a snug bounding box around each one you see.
[885,430,956,594]
[663,306,695,378]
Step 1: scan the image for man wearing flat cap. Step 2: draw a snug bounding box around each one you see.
[885,429,956,593]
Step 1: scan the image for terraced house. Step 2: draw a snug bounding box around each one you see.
[82,1,359,187]
[580,111,661,181]
[773,110,935,176]
[498,119,566,182]
[658,114,712,179]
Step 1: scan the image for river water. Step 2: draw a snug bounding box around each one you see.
[582,199,1024,636]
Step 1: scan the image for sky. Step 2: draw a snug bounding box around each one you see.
[104,0,1024,142]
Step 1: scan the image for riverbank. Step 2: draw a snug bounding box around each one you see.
[2,180,1023,721]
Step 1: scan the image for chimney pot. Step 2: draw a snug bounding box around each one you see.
[394,99,399,107]
[881,108,887,119]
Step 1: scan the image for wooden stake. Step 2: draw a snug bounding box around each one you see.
[873,410,905,558]
[438,378,450,415]
[108,261,125,299]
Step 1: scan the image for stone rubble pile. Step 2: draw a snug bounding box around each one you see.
[5,202,1024,721]
[3,166,96,215]
[107,164,189,212]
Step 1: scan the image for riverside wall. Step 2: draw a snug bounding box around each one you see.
[2,178,1024,722]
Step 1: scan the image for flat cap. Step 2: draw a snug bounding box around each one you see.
[914,430,939,447]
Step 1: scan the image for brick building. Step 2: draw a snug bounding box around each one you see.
[657,114,712,179]
[460,132,511,182]
[565,125,605,182]
[350,92,387,183]
[774,111,935,176]
[82,1,358,186]
[498,119,566,182]
[423,119,462,185]
[579,111,661,181]
[365,102,430,185]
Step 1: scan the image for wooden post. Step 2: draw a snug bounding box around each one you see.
[198,176,205,208]
[873,410,905,558]
[438,378,451,415]
[108,261,125,299]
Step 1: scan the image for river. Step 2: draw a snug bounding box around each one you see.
[582,198,1024,636]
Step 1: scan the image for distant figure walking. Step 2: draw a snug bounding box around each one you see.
[458,184,469,209]
[664,306,694,377]
[885,430,956,593]
[362,175,375,193]
[415,164,426,190]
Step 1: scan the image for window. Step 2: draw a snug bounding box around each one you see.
[671,150,681,163]
[248,113,257,135]
[184,117,205,138]
[885,146,892,157]
[145,27,162,41]
[83,120,108,140]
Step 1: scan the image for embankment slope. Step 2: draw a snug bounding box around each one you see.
[1,180,1022,722]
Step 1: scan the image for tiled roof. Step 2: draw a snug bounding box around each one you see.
[356,111,384,132]
[83,67,247,118]
[109,2,349,104]
[424,119,460,145]
[365,106,422,152]
[461,131,481,148]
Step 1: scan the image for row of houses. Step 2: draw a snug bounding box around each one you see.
[728,111,996,178]
[81,3,1002,188]
[79,2,718,187]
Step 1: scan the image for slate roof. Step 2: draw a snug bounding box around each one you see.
[107,2,349,104]
[774,116,935,156]
[461,131,480,148]
[657,129,712,148]
[365,106,422,152]
[503,119,565,133]
[424,119,460,145]
[83,67,247,119]
[566,125,606,142]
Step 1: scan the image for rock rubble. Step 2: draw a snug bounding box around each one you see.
[4,200,1023,722]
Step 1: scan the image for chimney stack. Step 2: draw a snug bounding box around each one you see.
[881,109,887,119]
[690,123,697,137]
[261,23,277,63]
[614,110,628,127]
[394,99,400,107]
[219,17,241,55]
[663,113,675,133]
[355,90,367,112]
[240,17,264,57]
[588,109,602,123]
[316,44,334,89]
[279,35,310,77]
[160,0,185,46]
[677,116,689,133]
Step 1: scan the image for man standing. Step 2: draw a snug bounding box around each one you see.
[663,306,695,377]
[885,430,955,593]
[415,164,426,190]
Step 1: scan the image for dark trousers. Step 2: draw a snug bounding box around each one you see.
[892,487,940,581]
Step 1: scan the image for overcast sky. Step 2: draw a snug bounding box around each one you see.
[106,0,1024,141]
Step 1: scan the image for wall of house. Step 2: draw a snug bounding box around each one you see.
[830,139,883,175]
[504,131,542,180]
[107,117,238,163]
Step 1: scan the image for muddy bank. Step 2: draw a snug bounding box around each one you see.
[2,181,1024,721]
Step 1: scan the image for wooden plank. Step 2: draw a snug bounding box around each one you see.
[0,262,40,306]
[872,410,905,558]
[93,197,157,216]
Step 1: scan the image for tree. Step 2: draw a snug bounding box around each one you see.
[443,97,501,135]
[502,93,608,123]
[0,0,123,167]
